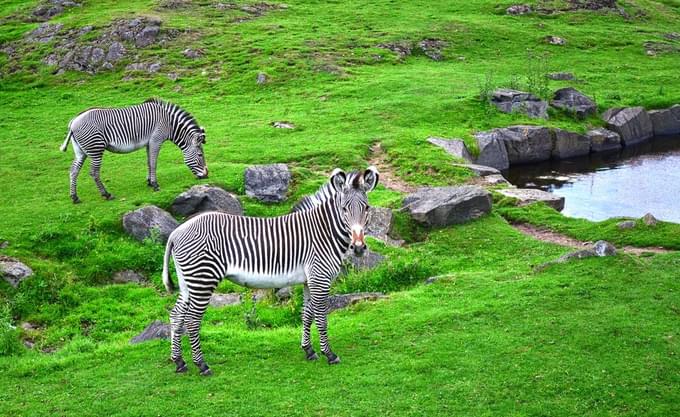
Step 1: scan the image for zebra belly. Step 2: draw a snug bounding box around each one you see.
[226,266,306,289]
[106,140,148,154]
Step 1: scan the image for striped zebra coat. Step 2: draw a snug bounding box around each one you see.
[60,98,208,203]
[162,167,379,375]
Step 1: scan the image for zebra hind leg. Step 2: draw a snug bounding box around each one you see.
[89,155,114,200]
[186,299,212,376]
[69,143,86,204]
[301,284,318,360]
[170,300,189,373]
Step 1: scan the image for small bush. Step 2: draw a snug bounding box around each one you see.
[0,302,23,356]
[334,257,440,294]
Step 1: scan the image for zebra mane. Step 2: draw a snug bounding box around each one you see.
[145,98,201,131]
[290,171,363,213]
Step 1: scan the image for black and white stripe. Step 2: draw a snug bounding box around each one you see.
[162,167,379,374]
[60,98,207,203]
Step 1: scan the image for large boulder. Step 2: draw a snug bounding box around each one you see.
[365,207,403,246]
[122,205,178,243]
[403,186,492,227]
[497,188,565,211]
[490,89,548,119]
[328,292,387,313]
[244,163,291,203]
[0,256,33,287]
[344,250,386,273]
[648,105,680,136]
[171,185,243,217]
[550,87,597,118]
[474,131,510,170]
[586,128,622,152]
[130,321,170,344]
[552,129,591,159]
[427,137,473,162]
[602,107,653,146]
[495,125,554,164]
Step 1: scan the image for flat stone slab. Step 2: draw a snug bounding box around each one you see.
[403,185,492,227]
[244,163,291,203]
[130,320,170,344]
[0,256,33,287]
[328,292,387,313]
[171,185,243,217]
[122,205,178,244]
[551,87,597,118]
[427,137,473,162]
[490,89,548,119]
[497,188,565,211]
[452,163,501,176]
[648,105,680,136]
[552,129,591,159]
[474,130,510,170]
[586,128,622,152]
[602,107,653,146]
[495,125,554,164]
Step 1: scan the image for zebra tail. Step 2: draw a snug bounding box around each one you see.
[60,131,73,152]
[162,238,175,293]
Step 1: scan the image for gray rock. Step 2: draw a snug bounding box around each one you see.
[26,23,63,43]
[617,220,636,230]
[545,36,566,45]
[135,25,160,47]
[546,72,575,80]
[491,89,548,119]
[89,47,105,65]
[474,130,510,170]
[244,163,291,203]
[0,241,8,249]
[648,105,680,136]
[403,186,492,227]
[535,249,597,272]
[506,4,532,15]
[275,286,293,302]
[451,163,501,176]
[106,42,126,61]
[480,174,512,186]
[112,270,146,284]
[328,292,387,313]
[497,188,565,211]
[209,293,242,307]
[418,39,447,61]
[377,41,412,59]
[552,129,591,159]
[251,289,270,302]
[586,128,622,152]
[171,185,243,217]
[182,48,203,59]
[427,137,473,162]
[0,257,33,287]
[122,205,179,243]
[495,125,554,164]
[602,107,653,146]
[271,121,295,129]
[256,72,268,84]
[593,240,617,256]
[641,213,658,226]
[130,320,170,344]
[365,207,403,246]
[344,250,386,273]
[551,87,597,118]
[148,62,161,73]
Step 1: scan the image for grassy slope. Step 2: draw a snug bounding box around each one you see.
[0,0,679,415]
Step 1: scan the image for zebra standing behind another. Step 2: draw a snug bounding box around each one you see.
[162,167,379,375]
[60,98,208,203]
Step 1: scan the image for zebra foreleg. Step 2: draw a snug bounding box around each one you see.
[310,284,340,365]
[69,153,86,204]
[146,143,161,191]
[301,284,318,360]
[170,300,189,373]
[89,155,113,200]
[186,300,212,376]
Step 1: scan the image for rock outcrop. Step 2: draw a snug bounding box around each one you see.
[552,129,591,159]
[586,128,622,152]
[427,137,473,162]
[648,105,680,136]
[602,107,653,146]
[244,164,291,203]
[490,89,548,119]
[495,125,554,164]
[474,131,510,170]
[403,186,492,227]
[550,87,597,118]
[171,185,243,217]
[122,206,178,243]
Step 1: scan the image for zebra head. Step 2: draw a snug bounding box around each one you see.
[177,126,208,179]
[330,166,380,257]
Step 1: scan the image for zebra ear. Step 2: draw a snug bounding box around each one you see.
[330,168,347,193]
[362,166,379,192]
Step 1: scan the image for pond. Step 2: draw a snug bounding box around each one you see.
[505,136,680,223]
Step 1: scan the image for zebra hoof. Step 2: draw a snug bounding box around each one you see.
[102,193,114,200]
[197,361,212,376]
[71,196,81,204]
[174,359,188,373]
[303,346,319,361]
[148,181,160,191]
[325,352,341,365]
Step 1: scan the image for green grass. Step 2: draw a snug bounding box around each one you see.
[1,0,679,415]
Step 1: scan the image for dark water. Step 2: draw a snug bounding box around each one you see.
[506,136,680,223]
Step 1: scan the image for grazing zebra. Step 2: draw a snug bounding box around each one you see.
[162,167,379,375]
[60,98,208,203]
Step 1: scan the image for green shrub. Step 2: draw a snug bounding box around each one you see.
[0,302,23,356]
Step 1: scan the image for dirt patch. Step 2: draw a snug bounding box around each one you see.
[368,143,416,193]
[511,222,674,255]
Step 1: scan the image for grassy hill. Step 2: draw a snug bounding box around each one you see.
[1,0,679,415]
